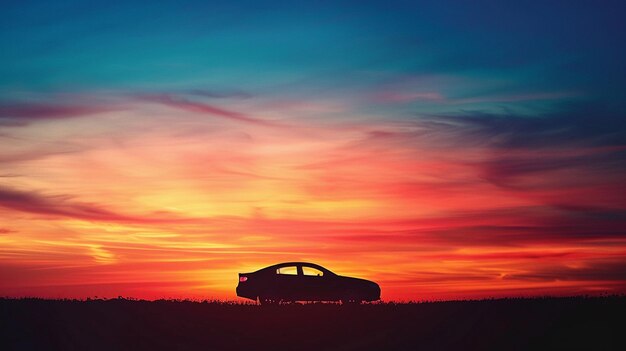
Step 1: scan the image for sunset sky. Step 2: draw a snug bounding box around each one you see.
[1,1,626,301]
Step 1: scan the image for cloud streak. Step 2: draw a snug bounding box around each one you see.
[0,186,184,224]
[139,94,277,126]
[0,101,114,123]
[504,261,626,283]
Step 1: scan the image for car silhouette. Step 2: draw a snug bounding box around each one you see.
[236,262,381,305]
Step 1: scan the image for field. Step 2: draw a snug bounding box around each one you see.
[1,296,624,350]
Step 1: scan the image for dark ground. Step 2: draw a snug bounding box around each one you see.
[1,296,624,350]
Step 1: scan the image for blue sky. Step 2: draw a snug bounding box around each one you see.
[2,0,625,115]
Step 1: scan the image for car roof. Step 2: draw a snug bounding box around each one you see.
[258,262,331,273]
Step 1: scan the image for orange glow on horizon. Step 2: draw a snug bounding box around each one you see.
[1,99,625,301]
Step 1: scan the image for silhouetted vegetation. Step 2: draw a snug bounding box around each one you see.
[1,296,623,350]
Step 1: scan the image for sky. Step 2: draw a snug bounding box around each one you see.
[1,0,626,301]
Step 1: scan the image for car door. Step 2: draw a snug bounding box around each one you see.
[275,265,299,300]
[300,265,329,300]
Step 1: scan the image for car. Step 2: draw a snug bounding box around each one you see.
[236,262,381,305]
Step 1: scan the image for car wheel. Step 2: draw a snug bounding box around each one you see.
[258,296,280,306]
[341,291,363,305]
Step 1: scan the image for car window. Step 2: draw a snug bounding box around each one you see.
[302,266,324,277]
[276,266,298,275]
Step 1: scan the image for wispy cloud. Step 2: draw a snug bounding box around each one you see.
[138,94,277,126]
[181,89,253,99]
[0,186,182,224]
[504,260,626,282]
[371,91,444,103]
[0,101,114,123]
[448,92,579,105]
[423,104,626,149]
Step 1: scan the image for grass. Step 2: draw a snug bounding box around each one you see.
[1,296,624,350]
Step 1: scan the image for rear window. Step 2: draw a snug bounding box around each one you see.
[302,267,324,276]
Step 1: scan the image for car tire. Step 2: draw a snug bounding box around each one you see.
[341,291,363,305]
[258,296,279,306]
